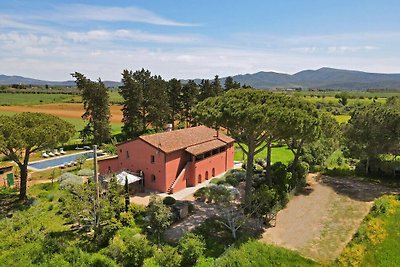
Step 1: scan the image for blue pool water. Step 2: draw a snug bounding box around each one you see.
[28,152,95,170]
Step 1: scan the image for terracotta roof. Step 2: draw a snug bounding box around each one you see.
[139,125,234,153]
[185,139,227,156]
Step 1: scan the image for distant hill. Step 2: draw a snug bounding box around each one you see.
[229,68,400,90]
[2,67,400,90]
[0,75,121,88]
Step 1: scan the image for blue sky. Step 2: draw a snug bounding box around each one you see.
[1,0,400,80]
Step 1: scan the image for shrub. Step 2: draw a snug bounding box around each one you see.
[188,202,195,214]
[104,230,152,267]
[325,165,353,177]
[290,161,309,187]
[372,196,393,215]
[119,211,135,226]
[58,172,83,188]
[77,169,93,176]
[338,243,366,267]
[128,203,147,218]
[122,234,153,267]
[225,176,239,187]
[178,232,205,267]
[193,187,210,201]
[87,253,118,267]
[95,219,123,248]
[163,196,176,206]
[365,218,387,245]
[154,245,182,267]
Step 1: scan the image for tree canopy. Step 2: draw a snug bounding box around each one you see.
[345,103,400,173]
[120,69,170,137]
[194,89,340,204]
[72,72,111,145]
[0,113,75,199]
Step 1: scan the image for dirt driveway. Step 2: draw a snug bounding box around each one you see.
[261,173,399,261]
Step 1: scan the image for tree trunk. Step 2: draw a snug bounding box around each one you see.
[232,227,237,239]
[290,139,304,172]
[365,157,370,174]
[19,164,28,201]
[244,138,255,206]
[265,137,273,186]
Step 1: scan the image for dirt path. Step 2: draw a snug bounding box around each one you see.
[164,202,219,243]
[261,174,400,261]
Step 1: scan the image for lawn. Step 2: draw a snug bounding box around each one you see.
[215,240,316,266]
[234,143,294,165]
[0,110,123,140]
[0,93,75,105]
[337,195,400,266]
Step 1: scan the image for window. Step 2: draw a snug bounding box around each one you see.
[108,166,111,173]
[126,150,130,159]
[150,155,155,163]
[151,175,156,182]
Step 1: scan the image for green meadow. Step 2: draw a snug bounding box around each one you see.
[234,143,294,164]
[0,93,75,105]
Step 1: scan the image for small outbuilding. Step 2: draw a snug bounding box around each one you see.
[0,164,14,187]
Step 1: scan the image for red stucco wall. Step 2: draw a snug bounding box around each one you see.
[100,139,166,192]
[99,138,235,193]
[226,143,235,170]
[99,157,119,175]
[165,150,191,192]
[193,149,229,186]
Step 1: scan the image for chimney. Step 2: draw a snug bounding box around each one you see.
[166,123,173,132]
[216,129,219,137]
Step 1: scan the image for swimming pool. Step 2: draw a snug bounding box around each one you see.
[28,151,96,170]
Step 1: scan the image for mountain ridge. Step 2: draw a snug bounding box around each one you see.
[2,67,400,90]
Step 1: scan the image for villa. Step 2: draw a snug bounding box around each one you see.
[99,125,235,194]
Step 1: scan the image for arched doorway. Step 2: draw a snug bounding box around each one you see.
[198,174,202,183]
[212,168,215,177]
[205,171,209,180]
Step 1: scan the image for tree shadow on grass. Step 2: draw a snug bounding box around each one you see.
[314,174,400,202]
[0,190,34,218]
[193,216,265,258]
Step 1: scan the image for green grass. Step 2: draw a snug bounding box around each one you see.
[361,199,400,266]
[0,110,17,116]
[109,90,123,103]
[215,240,316,266]
[0,93,75,105]
[0,112,122,140]
[234,143,294,165]
[337,195,400,266]
[0,184,72,265]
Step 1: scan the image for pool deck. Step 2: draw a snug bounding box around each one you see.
[28,150,106,171]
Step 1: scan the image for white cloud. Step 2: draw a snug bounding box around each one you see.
[327,45,378,54]
[65,29,201,44]
[53,4,198,27]
[1,43,399,82]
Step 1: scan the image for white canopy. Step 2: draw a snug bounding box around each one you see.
[114,171,142,185]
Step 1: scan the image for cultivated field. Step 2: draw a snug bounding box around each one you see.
[0,103,123,124]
